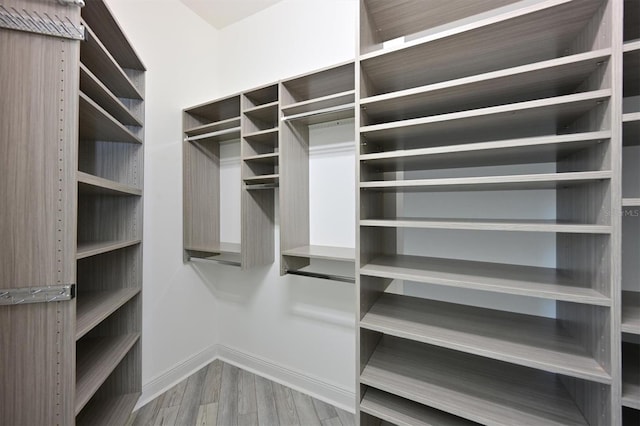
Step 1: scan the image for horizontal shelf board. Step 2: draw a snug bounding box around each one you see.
[185,127,241,143]
[360,218,611,234]
[79,92,142,144]
[77,239,141,260]
[75,333,140,414]
[76,288,141,340]
[361,293,610,383]
[243,152,279,164]
[282,103,355,125]
[360,49,610,123]
[360,336,589,426]
[243,174,279,184]
[624,39,640,53]
[76,392,140,426]
[360,254,610,306]
[82,2,145,70]
[80,64,142,127]
[361,387,476,426]
[243,84,278,107]
[81,25,143,100]
[244,100,278,115]
[186,242,241,255]
[624,40,640,97]
[360,0,603,94]
[624,112,640,145]
[623,291,640,335]
[282,245,355,262]
[243,127,279,141]
[623,342,640,409]
[184,117,241,137]
[360,90,611,143]
[623,198,640,207]
[281,90,355,116]
[77,172,142,196]
[360,171,611,192]
[282,61,355,103]
[359,132,610,169]
[184,95,240,123]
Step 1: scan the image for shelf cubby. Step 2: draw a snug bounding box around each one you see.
[76,392,140,426]
[622,342,640,410]
[623,291,640,336]
[77,171,141,197]
[79,92,142,145]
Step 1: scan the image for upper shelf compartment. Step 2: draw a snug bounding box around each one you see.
[360,0,606,96]
[184,95,241,139]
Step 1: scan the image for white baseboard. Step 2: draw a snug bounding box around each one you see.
[136,344,356,414]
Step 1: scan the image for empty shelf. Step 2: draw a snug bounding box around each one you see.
[75,333,140,414]
[76,288,141,340]
[361,49,610,124]
[186,242,241,255]
[360,90,611,145]
[623,199,640,207]
[360,336,588,425]
[184,117,241,137]
[283,245,355,262]
[244,101,279,122]
[281,90,355,116]
[623,112,640,146]
[80,64,142,127]
[623,40,640,98]
[623,342,640,409]
[81,25,142,100]
[623,291,640,335]
[360,171,611,192]
[361,387,478,426]
[243,174,279,184]
[77,172,142,196]
[360,254,609,306]
[282,103,355,125]
[76,392,140,426]
[77,239,141,260]
[185,127,241,143]
[360,218,611,234]
[360,0,603,94]
[283,62,354,103]
[243,152,279,164]
[79,92,142,144]
[359,132,610,168]
[243,127,279,142]
[361,293,610,383]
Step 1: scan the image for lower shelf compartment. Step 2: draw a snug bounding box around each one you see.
[283,245,355,262]
[623,342,640,410]
[76,392,139,426]
[76,288,141,339]
[361,387,477,426]
[360,335,589,426]
[75,333,140,414]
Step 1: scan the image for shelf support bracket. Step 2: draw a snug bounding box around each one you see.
[0,284,75,305]
[0,5,84,40]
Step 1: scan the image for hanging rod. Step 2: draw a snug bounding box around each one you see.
[186,127,240,142]
[286,269,355,283]
[188,256,241,267]
[0,284,75,305]
[0,5,85,40]
[281,103,355,122]
[245,183,279,190]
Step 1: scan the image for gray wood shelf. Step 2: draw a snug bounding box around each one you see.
[75,333,140,415]
[77,239,141,260]
[623,198,640,207]
[361,293,610,383]
[77,172,142,196]
[185,126,241,143]
[623,112,640,146]
[622,343,640,410]
[81,24,143,100]
[282,104,355,125]
[361,49,610,124]
[281,61,354,104]
[282,245,355,262]
[184,117,241,137]
[244,101,278,120]
[360,0,603,94]
[79,92,142,144]
[76,392,141,426]
[361,336,589,426]
[243,174,279,184]
[622,291,640,336]
[359,132,610,168]
[360,218,611,234]
[360,171,611,192]
[76,288,141,340]
[281,90,355,116]
[623,40,639,98]
[360,90,611,145]
[243,152,279,165]
[80,64,142,127]
[361,387,477,426]
[360,254,610,306]
[185,242,241,255]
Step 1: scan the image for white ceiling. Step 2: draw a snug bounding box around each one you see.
[180,0,284,29]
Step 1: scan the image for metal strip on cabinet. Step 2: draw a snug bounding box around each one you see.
[0,284,75,305]
[0,5,84,40]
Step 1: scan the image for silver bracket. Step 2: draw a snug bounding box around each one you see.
[58,0,85,6]
[0,284,75,305]
[0,5,85,40]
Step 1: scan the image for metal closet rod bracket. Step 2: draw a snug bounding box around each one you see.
[285,269,355,283]
[57,0,85,6]
[0,284,75,305]
[188,256,242,267]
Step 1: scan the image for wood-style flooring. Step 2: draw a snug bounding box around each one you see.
[128,360,355,426]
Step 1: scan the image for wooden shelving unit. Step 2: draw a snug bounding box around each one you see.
[622,0,640,424]
[279,62,356,280]
[357,1,619,425]
[76,0,145,423]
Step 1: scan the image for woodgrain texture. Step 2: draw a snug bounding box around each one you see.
[283,245,356,262]
[281,62,355,105]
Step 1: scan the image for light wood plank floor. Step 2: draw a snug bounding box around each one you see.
[128,360,355,426]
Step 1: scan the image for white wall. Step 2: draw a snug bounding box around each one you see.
[105,0,223,387]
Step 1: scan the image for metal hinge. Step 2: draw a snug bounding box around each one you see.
[0,284,75,305]
[0,5,85,40]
